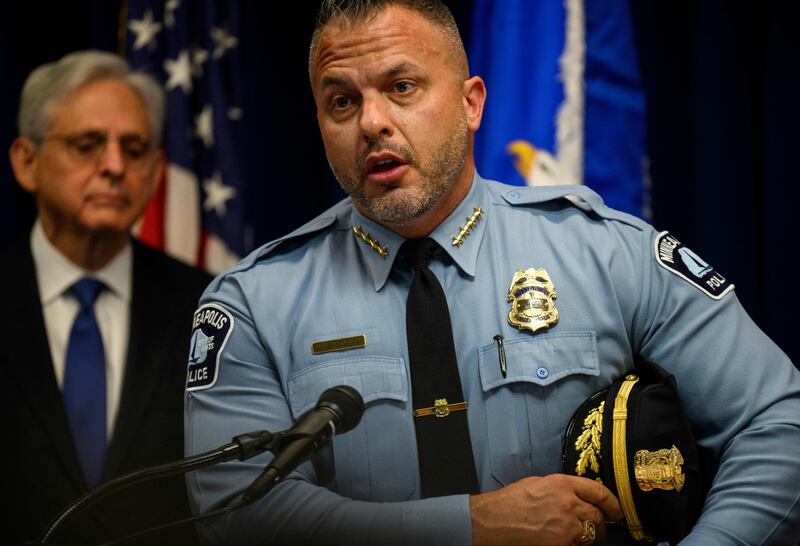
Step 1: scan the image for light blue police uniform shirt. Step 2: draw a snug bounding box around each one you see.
[185,175,800,545]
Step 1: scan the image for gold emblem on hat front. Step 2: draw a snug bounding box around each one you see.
[507,268,559,332]
[634,445,686,492]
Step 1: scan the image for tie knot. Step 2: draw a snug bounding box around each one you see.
[400,238,439,270]
[70,278,106,308]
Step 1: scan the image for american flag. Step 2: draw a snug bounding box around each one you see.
[124,0,250,273]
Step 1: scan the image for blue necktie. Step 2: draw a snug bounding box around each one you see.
[63,277,107,488]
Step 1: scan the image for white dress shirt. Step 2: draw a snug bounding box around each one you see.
[31,220,132,442]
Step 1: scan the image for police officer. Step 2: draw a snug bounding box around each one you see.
[184,1,800,544]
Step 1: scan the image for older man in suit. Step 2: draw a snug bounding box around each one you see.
[1,50,211,545]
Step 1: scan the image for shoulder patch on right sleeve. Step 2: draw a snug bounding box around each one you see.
[187,303,234,391]
[654,231,734,300]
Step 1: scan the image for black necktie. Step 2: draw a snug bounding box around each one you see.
[400,238,479,497]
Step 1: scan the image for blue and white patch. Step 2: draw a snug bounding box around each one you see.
[654,231,734,300]
[187,303,234,391]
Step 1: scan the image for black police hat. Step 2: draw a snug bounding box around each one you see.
[562,361,704,543]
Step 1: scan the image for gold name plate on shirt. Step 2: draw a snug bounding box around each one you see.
[312,335,366,355]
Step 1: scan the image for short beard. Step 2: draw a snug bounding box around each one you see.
[331,115,469,228]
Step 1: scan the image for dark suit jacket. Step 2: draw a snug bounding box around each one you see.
[0,237,212,545]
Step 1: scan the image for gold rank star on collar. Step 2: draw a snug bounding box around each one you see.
[452,207,484,247]
[353,226,388,258]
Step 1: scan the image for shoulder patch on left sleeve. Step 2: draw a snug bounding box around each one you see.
[187,303,234,391]
[654,231,734,300]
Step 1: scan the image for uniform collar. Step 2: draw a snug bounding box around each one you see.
[352,173,489,291]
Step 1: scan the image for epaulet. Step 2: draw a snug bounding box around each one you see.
[498,183,648,232]
[254,207,341,260]
[205,200,347,289]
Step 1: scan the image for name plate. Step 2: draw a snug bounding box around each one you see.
[312,335,366,355]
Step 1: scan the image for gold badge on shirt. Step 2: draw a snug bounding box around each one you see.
[506,268,559,332]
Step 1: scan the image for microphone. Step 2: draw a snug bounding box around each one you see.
[240,385,364,505]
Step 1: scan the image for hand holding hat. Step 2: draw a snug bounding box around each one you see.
[562,360,705,543]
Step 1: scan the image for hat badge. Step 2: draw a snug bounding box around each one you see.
[634,446,686,492]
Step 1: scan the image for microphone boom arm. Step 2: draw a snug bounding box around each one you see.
[40,385,364,545]
[40,430,275,544]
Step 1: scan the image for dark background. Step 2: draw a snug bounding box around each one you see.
[1,1,797,366]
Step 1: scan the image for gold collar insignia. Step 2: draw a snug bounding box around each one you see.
[452,207,484,247]
[353,226,388,258]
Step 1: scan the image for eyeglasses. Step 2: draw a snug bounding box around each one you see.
[42,131,156,170]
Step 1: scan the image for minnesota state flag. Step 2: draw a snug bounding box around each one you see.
[469,0,647,217]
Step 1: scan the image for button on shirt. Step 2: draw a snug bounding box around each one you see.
[185,175,800,545]
[31,220,131,440]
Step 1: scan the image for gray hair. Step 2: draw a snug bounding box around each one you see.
[309,0,468,80]
[18,50,165,146]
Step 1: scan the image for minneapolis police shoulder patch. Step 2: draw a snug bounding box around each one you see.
[187,303,234,391]
[654,231,734,300]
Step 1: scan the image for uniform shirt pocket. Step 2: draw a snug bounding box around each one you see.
[477,332,600,486]
[286,356,416,501]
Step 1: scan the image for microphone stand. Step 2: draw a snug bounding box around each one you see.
[39,429,276,545]
[94,428,323,546]
[40,384,364,545]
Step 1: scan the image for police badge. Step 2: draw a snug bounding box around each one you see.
[506,268,559,332]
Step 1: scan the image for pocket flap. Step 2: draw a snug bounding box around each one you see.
[286,356,407,419]
[479,332,599,391]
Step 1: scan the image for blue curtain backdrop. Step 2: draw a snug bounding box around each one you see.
[1,1,797,366]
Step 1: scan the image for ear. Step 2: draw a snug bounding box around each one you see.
[9,137,40,193]
[462,76,487,133]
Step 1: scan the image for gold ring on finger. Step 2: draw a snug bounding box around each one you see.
[577,519,596,545]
